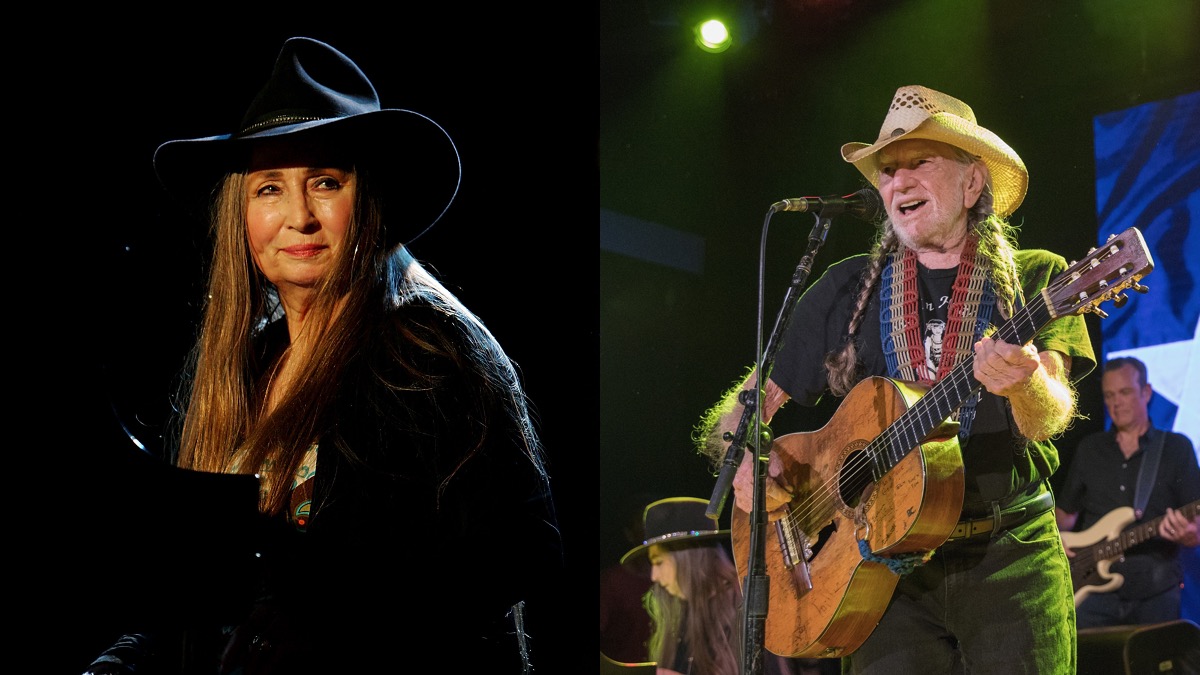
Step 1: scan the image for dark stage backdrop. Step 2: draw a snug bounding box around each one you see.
[600,0,1200,579]
[21,17,596,673]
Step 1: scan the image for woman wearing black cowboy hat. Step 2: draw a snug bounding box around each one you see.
[622,497,809,675]
[84,36,561,674]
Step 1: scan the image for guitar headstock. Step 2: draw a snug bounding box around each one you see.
[1047,227,1155,319]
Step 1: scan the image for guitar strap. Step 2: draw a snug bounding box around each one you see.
[1133,428,1165,520]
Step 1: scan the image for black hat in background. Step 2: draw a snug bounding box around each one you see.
[619,497,730,564]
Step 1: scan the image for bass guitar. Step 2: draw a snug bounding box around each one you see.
[1061,499,1200,606]
[730,227,1154,658]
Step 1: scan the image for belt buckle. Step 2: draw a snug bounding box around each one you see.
[948,489,1050,543]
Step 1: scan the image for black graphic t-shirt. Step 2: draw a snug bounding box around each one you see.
[918,264,956,375]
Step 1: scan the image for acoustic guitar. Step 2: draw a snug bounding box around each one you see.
[1061,499,1200,606]
[730,227,1154,658]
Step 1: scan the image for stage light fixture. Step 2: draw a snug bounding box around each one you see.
[694,18,733,52]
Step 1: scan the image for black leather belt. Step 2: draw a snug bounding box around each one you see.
[946,489,1055,541]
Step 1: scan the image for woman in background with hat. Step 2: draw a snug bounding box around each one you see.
[84,36,560,674]
[695,86,1095,672]
[622,497,805,675]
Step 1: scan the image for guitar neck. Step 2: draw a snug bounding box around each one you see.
[1108,499,1200,557]
[871,294,1055,478]
[868,227,1153,479]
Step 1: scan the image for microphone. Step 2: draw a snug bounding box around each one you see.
[770,187,884,222]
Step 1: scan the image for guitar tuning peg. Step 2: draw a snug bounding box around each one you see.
[1113,293,1128,308]
[1091,306,1110,320]
[1133,281,1149,294]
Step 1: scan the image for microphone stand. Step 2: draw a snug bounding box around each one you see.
[708,207,834,675]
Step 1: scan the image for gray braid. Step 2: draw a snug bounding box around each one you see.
[824,227,898,396]
[969,185,1021,321]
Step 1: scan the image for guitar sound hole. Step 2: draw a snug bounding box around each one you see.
[838,447,875,510]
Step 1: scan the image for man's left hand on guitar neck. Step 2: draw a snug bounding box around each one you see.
[1158,506,1200,547]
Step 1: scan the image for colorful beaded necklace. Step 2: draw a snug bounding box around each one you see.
[879,233,995,439]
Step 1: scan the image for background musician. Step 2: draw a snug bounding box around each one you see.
[1056,356,1200,628]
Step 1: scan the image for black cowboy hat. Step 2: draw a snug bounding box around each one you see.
[619,497,730,564]
[153,36,461,246]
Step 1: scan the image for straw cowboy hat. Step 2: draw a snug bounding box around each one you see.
[153,36,461,246]
[840,85,1028,218]
[620,497,730,564]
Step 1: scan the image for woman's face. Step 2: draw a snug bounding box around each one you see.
[244,143,355,299]
[647,545,684,599]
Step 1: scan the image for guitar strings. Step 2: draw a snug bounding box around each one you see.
[774,273,1064,548]
[757,235,1146,573]
[772,240,1145,562]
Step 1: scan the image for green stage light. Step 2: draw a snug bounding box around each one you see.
[694,18,733,53]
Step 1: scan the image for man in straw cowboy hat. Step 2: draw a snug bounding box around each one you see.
[696,85,1095,672]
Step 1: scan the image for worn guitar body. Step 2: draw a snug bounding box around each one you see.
[730,376,964,659]
[1062,506,1135,605]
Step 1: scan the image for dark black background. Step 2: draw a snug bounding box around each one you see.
[20,16,596,674]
